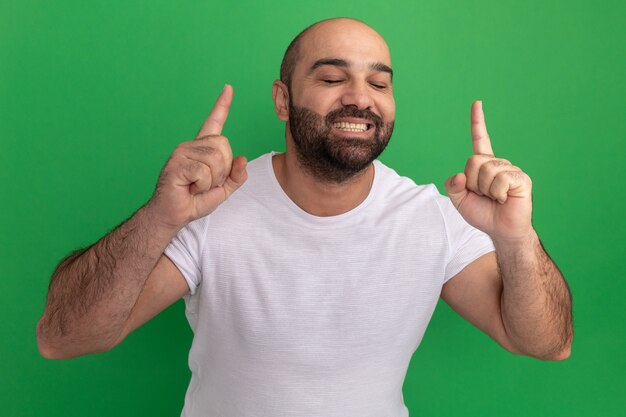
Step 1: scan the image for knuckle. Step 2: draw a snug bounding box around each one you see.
[213,149,225,163]
[493,172,508,185]
[467,154,487,170]
[481,163,497,178]
[199,134,228,144]
[465,157,477,173]
[183,160,201,174]
[495,170,511,181]
[199,135,231,155]
[481,158,509,177]
[171,146,185,158]
[214,135,231,149]
[165,157,184,173]
[467,154,481,165]
[502,170,524,186]
[193,145,217,156]
[487,158,509,168]
[477,167,490,181]
[196,134,220,142]
[188,161,212,179]
[215,135,229,144]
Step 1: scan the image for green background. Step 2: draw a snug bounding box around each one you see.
[2,0,624,415]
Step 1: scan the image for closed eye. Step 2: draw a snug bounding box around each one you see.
[322,79,343,84]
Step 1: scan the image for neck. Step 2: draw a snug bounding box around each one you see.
[272,148,375,217]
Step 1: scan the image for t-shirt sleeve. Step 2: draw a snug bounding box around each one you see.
[436,195,495,283]
[163,217,209,295]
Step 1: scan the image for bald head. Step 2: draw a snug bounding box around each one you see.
[279,18,391,90]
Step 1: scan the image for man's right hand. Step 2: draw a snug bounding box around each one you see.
[38,86,248,358]
[146,84,248,231]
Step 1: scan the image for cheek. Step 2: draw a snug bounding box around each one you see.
[295,90,341,113]
[382,96,396,121]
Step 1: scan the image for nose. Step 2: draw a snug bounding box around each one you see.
[340,80,373,110]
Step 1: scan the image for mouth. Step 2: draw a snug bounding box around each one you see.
[332,121,372,132]
[330,118,375,135]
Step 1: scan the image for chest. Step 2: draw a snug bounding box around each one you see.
[190,213,448,366]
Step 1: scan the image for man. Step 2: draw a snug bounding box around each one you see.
[37,17,573,416]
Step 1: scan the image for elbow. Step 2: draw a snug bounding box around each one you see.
[544,328,574,361]
[36,317,68,360]
[529,340,573,361]
[37,340,68,360]
[37,338,81,360]
[508,345,571,361]
[36,317,116,360]
[552,347,571,361]
[504,336,573,361]
[545,342,572,361]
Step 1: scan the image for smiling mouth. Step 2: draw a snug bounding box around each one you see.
[331,121,373,132]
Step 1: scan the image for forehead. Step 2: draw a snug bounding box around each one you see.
[296,21,391,74]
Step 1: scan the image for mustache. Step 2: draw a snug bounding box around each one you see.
[324,107,384,129]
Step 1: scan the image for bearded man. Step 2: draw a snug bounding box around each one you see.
[37,17,573,417]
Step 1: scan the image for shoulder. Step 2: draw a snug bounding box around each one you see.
[222,152,276,203]
[372,159,449,211]
[238,152,274,189]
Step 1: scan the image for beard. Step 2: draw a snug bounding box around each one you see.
[288,102,394,183]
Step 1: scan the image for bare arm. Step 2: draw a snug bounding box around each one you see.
[441,235,573,360]
[37,85,248,359]
[441,101,573,360]
[36,209,183,359]
[496,231,572,358]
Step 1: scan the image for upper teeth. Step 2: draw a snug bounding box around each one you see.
[333,122,368,132]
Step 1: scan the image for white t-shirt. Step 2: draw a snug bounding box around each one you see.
[165,152,495,417]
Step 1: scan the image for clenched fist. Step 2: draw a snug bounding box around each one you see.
[146,85,248,231]
[444,101,534,242]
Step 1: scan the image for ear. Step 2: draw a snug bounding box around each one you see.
[272,80,289,121]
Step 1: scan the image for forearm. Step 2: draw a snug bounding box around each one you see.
[37,205,179,358]
[495,229,573,360]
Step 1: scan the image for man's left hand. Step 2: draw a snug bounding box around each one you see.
[444,101,534,242]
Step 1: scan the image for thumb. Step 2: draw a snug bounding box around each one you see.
[444,172,469,209]
[223,155,248,198]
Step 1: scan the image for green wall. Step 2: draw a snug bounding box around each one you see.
[2,0,624,415]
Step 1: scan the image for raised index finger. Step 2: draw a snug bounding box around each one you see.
[471,100,494,155]
[196,84,233,138]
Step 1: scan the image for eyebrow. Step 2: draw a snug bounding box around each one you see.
[309,58,393,79]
